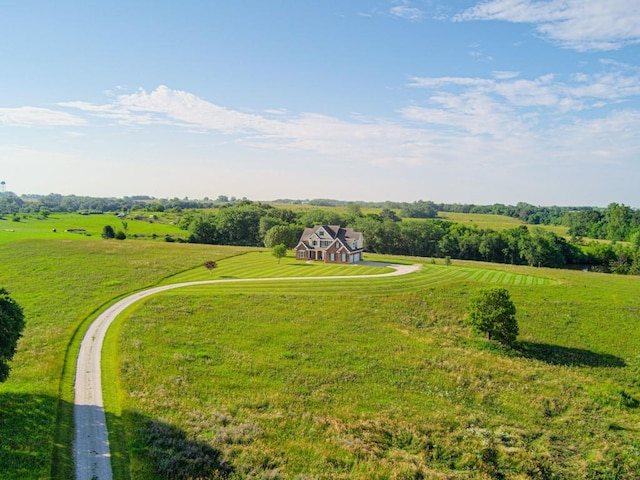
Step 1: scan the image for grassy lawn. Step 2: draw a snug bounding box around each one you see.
[162,251,396,284]
[0,238,250,479]
[1,227,638,479]
[110,257,639,479]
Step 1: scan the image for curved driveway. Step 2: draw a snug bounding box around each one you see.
[73,262,421,480]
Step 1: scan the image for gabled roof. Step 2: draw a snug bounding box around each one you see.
[295,225,363,252]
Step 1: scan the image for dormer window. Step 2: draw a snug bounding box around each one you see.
[318,230,324,236]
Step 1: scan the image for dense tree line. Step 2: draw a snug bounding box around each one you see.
[2,192,639,274]
[176,201,640,274]
[3,193,638,244]
[0,192,233,214]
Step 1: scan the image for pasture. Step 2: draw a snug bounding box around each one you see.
[0,227,638,479]
[0,212,184,244]
[108,257,639,479]
[437,211,570,236]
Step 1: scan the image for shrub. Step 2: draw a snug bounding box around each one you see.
[467,287,518,346]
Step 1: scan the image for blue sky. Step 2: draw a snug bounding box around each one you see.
[1,1,640,206]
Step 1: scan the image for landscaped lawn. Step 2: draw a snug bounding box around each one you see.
[0,231,638,479]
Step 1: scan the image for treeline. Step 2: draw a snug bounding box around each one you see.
[275,199,640,243]
[351,216,640,274]
[174,201,640,275]
[3,192,639,244]
[0,192,242,214]
[3,193,639,274]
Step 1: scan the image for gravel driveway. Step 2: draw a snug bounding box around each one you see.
[73,262,421,479]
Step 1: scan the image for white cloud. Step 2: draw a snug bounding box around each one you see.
[408,66,640,114]
[407,76,494,88]
[7,78,640,204]
[402,92,528,138]
[390,6,424,22]
[455,0,640,51]
[492,70,520,80]
[57,86,440,167]
[0,107,86,127]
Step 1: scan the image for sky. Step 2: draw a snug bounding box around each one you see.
[1,1,640,207]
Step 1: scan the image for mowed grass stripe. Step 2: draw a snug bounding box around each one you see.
[163,258,551,299]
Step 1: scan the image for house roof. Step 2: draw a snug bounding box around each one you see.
[296,225,363,252]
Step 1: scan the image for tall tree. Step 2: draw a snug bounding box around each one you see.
[0,288,25,382]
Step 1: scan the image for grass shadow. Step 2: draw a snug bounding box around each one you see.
[0,392,60,480]
[127,411,234,479]
[220,275,237,279]
[516,341,626,367]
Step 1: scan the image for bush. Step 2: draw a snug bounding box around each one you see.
[102,225,115,239]
[467,287,518,346]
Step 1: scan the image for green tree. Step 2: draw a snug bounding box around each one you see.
[264,225,300,249]
[188,215,218,244]
[102,225,115,239]
[272,244,287,263]
[0,288,25,381]
[467,287,518,346]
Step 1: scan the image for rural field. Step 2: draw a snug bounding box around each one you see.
[0,214,639,479]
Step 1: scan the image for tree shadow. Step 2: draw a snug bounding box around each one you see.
[516,341,626,367]
[0,392,235,480]
[127,411,234,480]
[0,392,61,479]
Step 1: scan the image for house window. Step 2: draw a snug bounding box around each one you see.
[341,253,347,262]
[330,253,335,261]
[312,240,317,246]
[320,240,330,247]
[298,251,306,258]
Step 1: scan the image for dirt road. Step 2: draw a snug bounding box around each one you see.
[73,262,421,479]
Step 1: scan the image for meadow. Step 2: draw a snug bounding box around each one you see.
[0,212,185,244]
[0,213,638,479]
[109,256,639,479]
[436,212,570,237]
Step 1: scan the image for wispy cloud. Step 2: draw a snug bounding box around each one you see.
[390,5,424,22]
[0,107,86,127]
[455,0,640,51]
[408,64,640,119]
[388,0,424,22]
[492,70,520,80]
[8,74,640,190]
[57,86,438,166]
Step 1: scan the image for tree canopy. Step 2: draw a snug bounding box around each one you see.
[0,288,25,382]
[271,244,287,263]
[467,288,518,346]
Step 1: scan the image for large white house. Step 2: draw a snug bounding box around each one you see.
[294,225,364,264]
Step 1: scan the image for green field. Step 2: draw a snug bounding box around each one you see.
[0,212,185,244]
[0,216,639,479]
[437,212,570,236]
